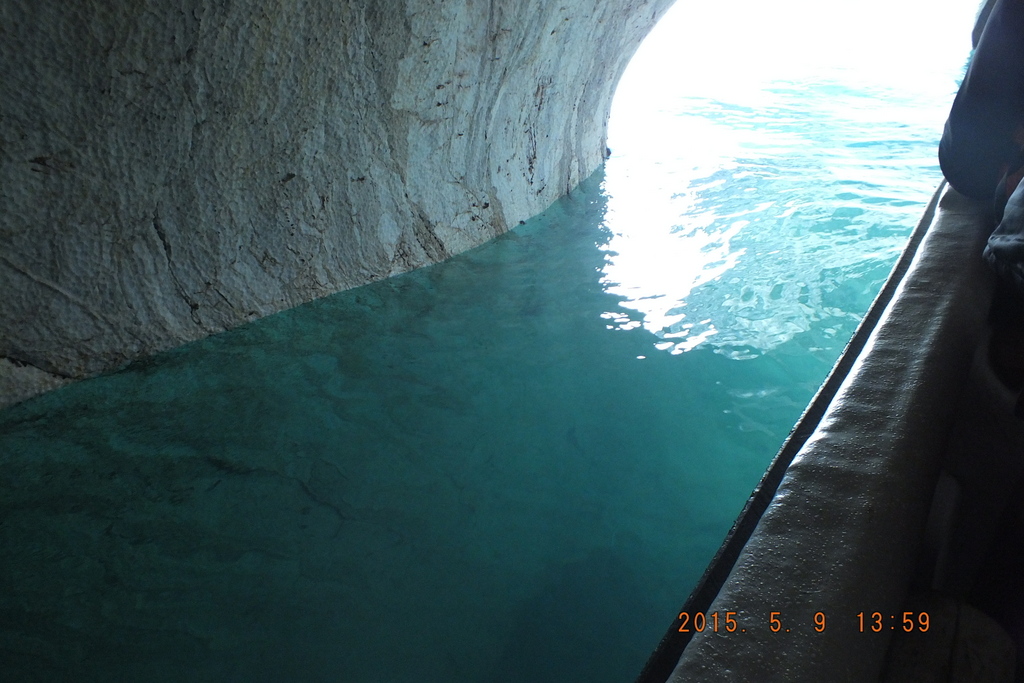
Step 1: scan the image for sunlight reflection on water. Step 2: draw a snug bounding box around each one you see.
[603,0,978,359]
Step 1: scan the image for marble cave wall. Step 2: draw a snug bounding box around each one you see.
[0,0,675,408]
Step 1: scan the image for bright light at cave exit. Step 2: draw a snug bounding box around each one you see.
[604,0,980,354]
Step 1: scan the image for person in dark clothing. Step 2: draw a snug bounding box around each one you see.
[986,196,1024,404]
[939,0,1024,205]
[988,172,1024,299]
[939,0,1024,408]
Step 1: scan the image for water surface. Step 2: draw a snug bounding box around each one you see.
[0,1,979,681]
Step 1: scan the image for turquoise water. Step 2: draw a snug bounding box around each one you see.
[0,175,823,682]
[0,3,978,682]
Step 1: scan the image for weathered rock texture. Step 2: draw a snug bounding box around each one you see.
[0,0,673,408]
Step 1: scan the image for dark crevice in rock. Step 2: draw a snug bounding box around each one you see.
[1,355,74,380]
[152,208,203,325]
[411,203,451,262]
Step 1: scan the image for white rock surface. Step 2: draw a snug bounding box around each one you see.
[0,0,673,408]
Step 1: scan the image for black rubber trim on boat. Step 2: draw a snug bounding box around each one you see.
[633,181,947,683]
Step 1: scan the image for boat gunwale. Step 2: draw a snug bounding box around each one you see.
[634,180,948,683]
